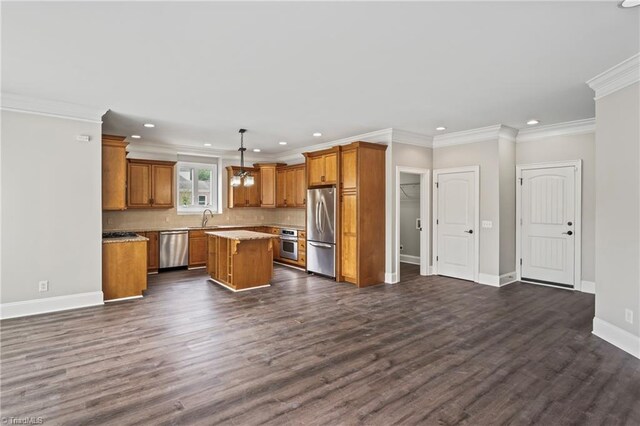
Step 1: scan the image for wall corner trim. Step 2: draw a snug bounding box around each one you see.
[1,92,108,123]
[592,317,640,359]
[586,53,640,100]
[385,272,398,284]
[0,291,104,320]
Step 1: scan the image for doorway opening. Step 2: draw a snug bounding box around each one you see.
[395,166,430,282]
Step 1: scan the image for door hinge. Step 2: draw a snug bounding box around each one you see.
[520,258,523,265]
[435,182,439,188]
[436,219,439,225]
[436,255,439,261]
[519,178,523,185]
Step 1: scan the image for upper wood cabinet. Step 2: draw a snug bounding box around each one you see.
[127,159,176,209]
[275,164,306,208]
[226,166,260,208]
[254,163,285,208]
[102,135,128,211]
[304,148,338,187]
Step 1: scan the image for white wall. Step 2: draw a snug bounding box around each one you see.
[515,132,596,282]
[433,140,501,279]
[399,173,420,257]
[499,138,516,275]
[593,81,640,345]
[1,110,103,314]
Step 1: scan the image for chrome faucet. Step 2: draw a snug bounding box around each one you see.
[202,209,214,227]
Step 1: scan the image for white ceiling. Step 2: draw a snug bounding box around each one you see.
[2,2,638,155]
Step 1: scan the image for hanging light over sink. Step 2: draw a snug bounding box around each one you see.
[231,129,254,187]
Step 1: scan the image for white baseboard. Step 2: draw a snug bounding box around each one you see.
[427,266,434,275]
[500,271,518,287]
[592,317,640,359]
[478,273,500,287]
[399,254,420,265]
[385,272,398,284]
[478,272,517,287]
[0,291,104,320]
[581,280,595,294]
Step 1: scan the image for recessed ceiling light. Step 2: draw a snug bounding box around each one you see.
[313,132,322,137]
[619,0,640,8]
[253,148,261,152]
[143,123,155,128]
[526,119,540,126]
[279,141,287,145]
[131,135,141,139]
[436,126,446,131]
[204,143,212,147]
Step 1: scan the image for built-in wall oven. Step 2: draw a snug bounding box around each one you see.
[280,229,298,261]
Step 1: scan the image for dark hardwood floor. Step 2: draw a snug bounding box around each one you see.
[1,263,639,425]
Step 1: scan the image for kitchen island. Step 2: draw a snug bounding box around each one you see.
[206,230,277,291]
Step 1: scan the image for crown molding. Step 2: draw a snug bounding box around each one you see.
[0,92,107,123]
[587,53,640,100]
[432,124,517,148]
[516,118,595,143]
[392,129,433,148]
[125,139,272,163]
[275,128,393,163]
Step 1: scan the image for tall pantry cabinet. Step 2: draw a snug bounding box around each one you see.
[338,142,387,287]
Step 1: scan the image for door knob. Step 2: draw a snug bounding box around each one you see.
[567,221,573,226]
[464,229,473,234]
[563,230,573,236]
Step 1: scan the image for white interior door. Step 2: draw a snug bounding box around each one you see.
[521,167,575,286]
[436,171,476,281]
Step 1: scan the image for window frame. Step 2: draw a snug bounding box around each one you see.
[176,159,222,215]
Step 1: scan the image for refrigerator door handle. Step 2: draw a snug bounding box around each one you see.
[316,200,321,233]
[309,242,332,248]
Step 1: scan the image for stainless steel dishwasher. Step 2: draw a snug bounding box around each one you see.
[159,230,189,269]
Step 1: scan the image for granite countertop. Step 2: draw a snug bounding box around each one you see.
[103,223,305,233]
[102,235,149,244]
[205,230,277,241]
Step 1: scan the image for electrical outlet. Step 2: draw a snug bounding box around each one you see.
[107,218,113,225]
[38,280,49,292]
[482,221,493,229]
[625,309,634,324]
[165,217,170,222]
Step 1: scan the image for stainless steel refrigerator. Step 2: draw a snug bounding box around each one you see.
[306,187,336,278]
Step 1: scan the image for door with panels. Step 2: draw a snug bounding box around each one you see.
[435,169,477,282]
[520,165,576,287]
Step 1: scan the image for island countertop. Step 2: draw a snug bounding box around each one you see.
[205,230,277,240]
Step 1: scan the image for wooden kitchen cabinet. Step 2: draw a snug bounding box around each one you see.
[275,164,306,208]
[102,135,128,211]
[304,148,338,187]
[146,231,159,272]
[338,142,387,287]
[254,163,285,208]
[127,159,176,209]
[226,166,260,208]
[188,229,208,268]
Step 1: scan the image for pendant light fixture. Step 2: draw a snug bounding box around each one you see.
[230,129,255,187]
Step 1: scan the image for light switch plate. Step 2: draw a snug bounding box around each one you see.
[482,221,493,229]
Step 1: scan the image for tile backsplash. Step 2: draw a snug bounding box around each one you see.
[103,207,305,231]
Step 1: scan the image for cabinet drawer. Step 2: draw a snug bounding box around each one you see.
[189,229,206,238]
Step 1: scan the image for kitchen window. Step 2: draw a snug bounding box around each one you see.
[177,160,221,214]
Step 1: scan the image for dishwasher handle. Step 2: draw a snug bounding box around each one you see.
[160,230,188,235]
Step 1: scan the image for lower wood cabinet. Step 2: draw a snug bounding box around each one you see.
[102,240,147,300]
[188,229,208,268]
[137,231,159,273]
